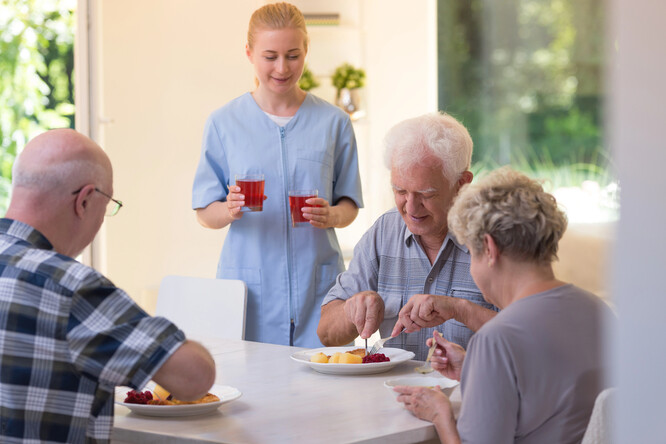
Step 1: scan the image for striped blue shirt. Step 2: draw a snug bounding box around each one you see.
[0,219,185,443]
[323,208,498,360]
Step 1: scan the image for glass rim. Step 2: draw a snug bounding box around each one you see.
[235,174,264,181]
[288,189,318,196]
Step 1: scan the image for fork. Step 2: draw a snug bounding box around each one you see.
[368,336,391,355]
[368,329,404,355]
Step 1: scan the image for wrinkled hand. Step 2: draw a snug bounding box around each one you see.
[392,294,458,335]
[394,385,453,424]
[343,291,385,339]
[428,333,466,381]
[301,197,334,229]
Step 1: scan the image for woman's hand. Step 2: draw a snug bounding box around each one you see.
[300,197,331,228]
[429,333,466,381]
[225,185,246,221]
[301,196,358,229]
[394,386,453,423]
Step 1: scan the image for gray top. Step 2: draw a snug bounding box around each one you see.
[323,208,497,360]
[457,284,615,444]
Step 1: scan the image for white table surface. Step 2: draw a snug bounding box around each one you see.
[111,338,461,444]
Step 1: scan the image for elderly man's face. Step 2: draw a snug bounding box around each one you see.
[391,157,461,243]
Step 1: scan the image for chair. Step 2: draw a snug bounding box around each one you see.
[155,275,247,340]
[581,387,616,444]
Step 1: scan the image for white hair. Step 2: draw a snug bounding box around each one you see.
[383,112,473,187]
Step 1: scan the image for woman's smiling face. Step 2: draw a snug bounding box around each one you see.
[246,27,307,95]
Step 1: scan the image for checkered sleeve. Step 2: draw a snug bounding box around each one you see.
[65,274,185,391]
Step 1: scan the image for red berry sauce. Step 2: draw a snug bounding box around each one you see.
[362,353,390,363]
[124,390,153,404]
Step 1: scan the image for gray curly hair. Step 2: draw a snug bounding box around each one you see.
[448,167,568,264]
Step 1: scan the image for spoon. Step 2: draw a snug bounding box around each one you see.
[414,331,442,374]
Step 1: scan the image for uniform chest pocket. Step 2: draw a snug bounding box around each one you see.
[297,145,334,167]
[295,146,334,195]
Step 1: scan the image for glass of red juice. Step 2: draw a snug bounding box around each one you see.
[235,174,265,212]
[288,189,318,227]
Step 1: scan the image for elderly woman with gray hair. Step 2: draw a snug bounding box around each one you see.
[394,167,616,444]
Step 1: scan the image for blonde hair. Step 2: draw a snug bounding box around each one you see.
[383,112,473,188]
[448,167,568,264]
[247,2,308,52]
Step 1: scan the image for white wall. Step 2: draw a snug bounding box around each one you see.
[610,0,666,440]
[90,0,435,311]
[92,0,260,309]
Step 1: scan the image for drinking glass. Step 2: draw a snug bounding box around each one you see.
[235,174,265,212]
[288,189,318,227]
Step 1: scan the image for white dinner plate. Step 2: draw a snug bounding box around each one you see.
[114,383,241,417]
[290,346,415,375]
[384,375,459,397]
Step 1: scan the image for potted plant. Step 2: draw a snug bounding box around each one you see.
[331,63,366,119]
[332,63,366,91]
[298,64,320,91]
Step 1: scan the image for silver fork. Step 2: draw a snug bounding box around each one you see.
[368,336,391,355]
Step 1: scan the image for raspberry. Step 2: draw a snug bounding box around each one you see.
[362,353,390,363]
[124,389,154,404]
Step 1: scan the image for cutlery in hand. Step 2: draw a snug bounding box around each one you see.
[414,331,442,374]
[368,329,404,355]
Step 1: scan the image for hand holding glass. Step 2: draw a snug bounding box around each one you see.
[289,190,319,227]
[235,174,265,212]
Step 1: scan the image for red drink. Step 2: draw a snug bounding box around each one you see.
[236,177,265,212]
[288,190,318,226]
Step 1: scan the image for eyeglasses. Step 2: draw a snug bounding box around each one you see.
[71,187,124,217]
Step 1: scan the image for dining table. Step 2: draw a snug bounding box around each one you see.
[111,338,462,444]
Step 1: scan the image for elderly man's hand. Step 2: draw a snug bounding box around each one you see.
[391,294,458,335]
[343,291,385,339]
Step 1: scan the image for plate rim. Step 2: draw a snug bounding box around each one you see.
[290,346,415,374]
[383,375,460,389]
[115,383,241,415]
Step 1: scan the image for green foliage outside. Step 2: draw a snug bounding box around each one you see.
[437,0,616,221]
[0,0,75,212]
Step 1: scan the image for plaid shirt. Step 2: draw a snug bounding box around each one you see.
[0,219,186,443]
[323,208,499,360]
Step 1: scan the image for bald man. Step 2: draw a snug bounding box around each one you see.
[0,129,215,443]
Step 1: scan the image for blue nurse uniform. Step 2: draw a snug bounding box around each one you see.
[192,92,364,347]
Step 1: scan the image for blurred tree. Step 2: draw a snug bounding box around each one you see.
[0,0,75,212]
[438,0,605,168]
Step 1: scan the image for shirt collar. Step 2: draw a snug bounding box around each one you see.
[403,226,470,254]
[0,218,55,251]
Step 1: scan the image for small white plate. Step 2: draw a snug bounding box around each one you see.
[115,383,241,417]
[290,346,415,375]
[384,375,459,397]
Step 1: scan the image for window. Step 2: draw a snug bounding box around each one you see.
[0,0,76,212]
[437,0,616,223]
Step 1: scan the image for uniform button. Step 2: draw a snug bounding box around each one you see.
[427,277,434,283]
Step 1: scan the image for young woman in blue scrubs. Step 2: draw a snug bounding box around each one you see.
[192,2,364,347]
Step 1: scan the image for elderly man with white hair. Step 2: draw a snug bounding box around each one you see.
[317,113,499,359]
[0,129,215,443]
